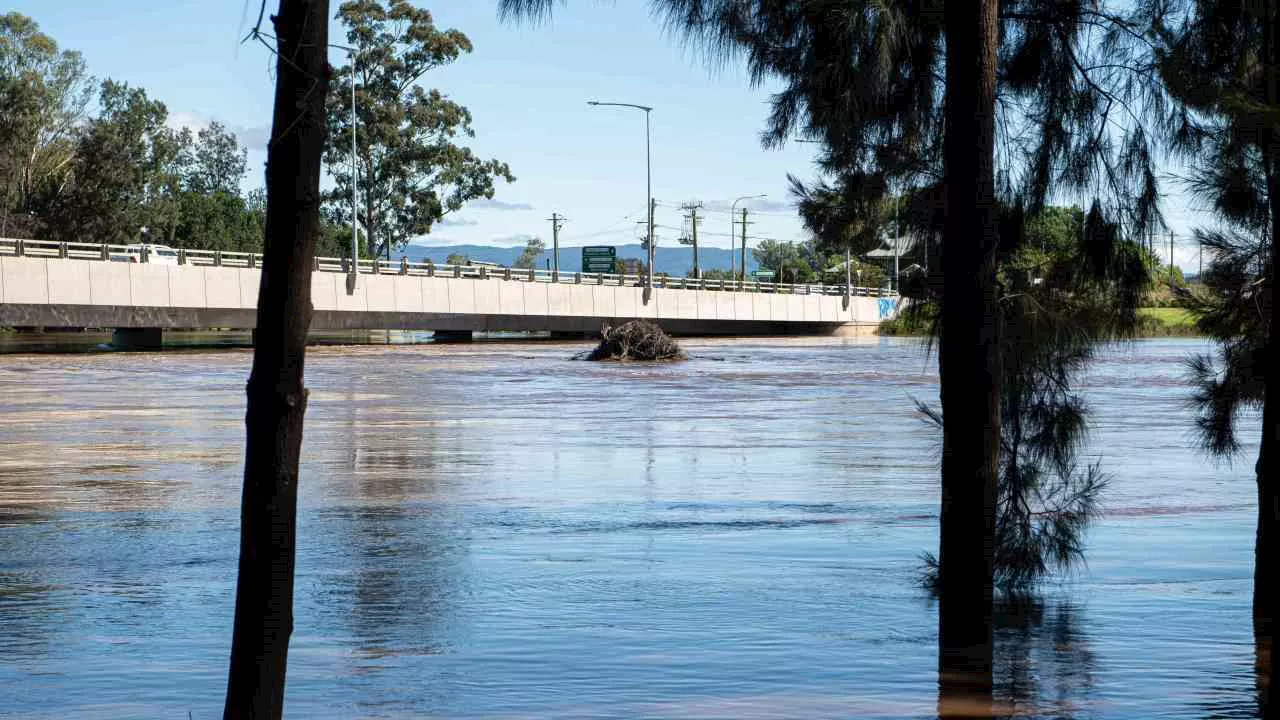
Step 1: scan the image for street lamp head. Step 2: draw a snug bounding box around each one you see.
[587,100,654,112]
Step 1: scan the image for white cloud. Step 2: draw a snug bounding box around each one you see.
[704,197,797,214]
[468,198,534,211]
[164,111,269,151]
[437,216,479,227]
[490,233,540,247]
[166,111,211,133]
[234,125,271,151]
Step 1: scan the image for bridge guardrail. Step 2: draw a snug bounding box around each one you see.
[0,237,893,298]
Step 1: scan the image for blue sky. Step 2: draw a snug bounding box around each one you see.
[14,0,1211,269]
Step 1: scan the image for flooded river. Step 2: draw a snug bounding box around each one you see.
[0,337,1262,718]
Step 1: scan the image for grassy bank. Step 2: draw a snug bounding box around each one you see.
[1135,307,1200,337]
[877,305,1202,337]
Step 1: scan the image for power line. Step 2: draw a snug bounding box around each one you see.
[558,208,645,243]
[653,223,789,243]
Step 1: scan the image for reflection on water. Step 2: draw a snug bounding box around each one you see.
[0,337,1266,718]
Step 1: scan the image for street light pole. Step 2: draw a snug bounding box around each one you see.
[588,100,653,290]
[350,56,358,286]
[329,42,361,293]
[730,194,766,281]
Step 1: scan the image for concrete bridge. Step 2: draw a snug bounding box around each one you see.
[0,238,899,347]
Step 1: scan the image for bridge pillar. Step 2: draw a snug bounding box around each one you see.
[431,330,473,343]
[111,327,163,351]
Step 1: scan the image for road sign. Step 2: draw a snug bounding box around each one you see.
[750,269,776,280]
[582,246,617,273]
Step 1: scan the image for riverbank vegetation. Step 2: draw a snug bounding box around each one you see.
[0,6,512,262]
[883,305,1200,338]
[0,12,342,254]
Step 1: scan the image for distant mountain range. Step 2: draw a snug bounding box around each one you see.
[405,243,760,276]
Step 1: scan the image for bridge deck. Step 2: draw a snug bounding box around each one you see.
[0,239,899,337]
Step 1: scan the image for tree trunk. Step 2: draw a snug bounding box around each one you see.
[1262,7,1279,719]
[937,0,1001,714]
[1262,227,1277,720]
[222,1,328,718]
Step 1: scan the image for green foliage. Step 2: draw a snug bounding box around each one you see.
[325,0,514,258]
[1159,3,1273,459]
[1181,230,1269,455]
[877,300,937,336]
[39,80,174,243]
[790,175,888,257]
[0,15,274,252]
[751,239,815,283]
[444,252,468,266]
[1135,307,1201,337]
[904,204,1150,591]
[513,236,545,269]
[0,12,92,232]
[614,257,645,276]
[185,121,248,196]
[699,268,734,281]
[170,190,262,252]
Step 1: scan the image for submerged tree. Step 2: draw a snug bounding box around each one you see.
[223,0,329,716]
[1159,2,1278,706]
[921,204,1150,593]
[498,0,1172,699]
[325,0,514,260]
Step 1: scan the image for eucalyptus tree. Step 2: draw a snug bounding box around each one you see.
[326,0,515,260]
[1159,2,1278,696]
[0,12,92,234]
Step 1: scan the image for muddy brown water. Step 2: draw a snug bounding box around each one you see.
[0,337,1263,718]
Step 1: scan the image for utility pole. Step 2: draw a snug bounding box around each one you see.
[650,198,660,283]
[845,245,852,307]
[682,201,702,278]
[548,213,565,280]
[649,198,657,284]
[739,207,751,282]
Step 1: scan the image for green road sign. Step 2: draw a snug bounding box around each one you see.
[751,269,776,280]
[582,245,617,273]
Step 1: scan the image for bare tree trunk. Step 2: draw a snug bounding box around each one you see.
[937,0,1000,714]
[1261,8,1280,719]
[1262,238,1277,720]
[222,1,328,717]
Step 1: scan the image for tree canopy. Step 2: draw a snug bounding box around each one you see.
[325,0,515,259]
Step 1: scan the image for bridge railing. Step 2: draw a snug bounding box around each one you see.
[0,237,893,297]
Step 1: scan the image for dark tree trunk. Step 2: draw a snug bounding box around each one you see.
[1262,7,1279,719]
[937,0,1001,714]
[222,1,328,718]
[1262,223,1278,720]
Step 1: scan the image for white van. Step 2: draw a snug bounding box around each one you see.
[120,244,180,265]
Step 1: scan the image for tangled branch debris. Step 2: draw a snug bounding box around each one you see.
[580,320,686,361]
